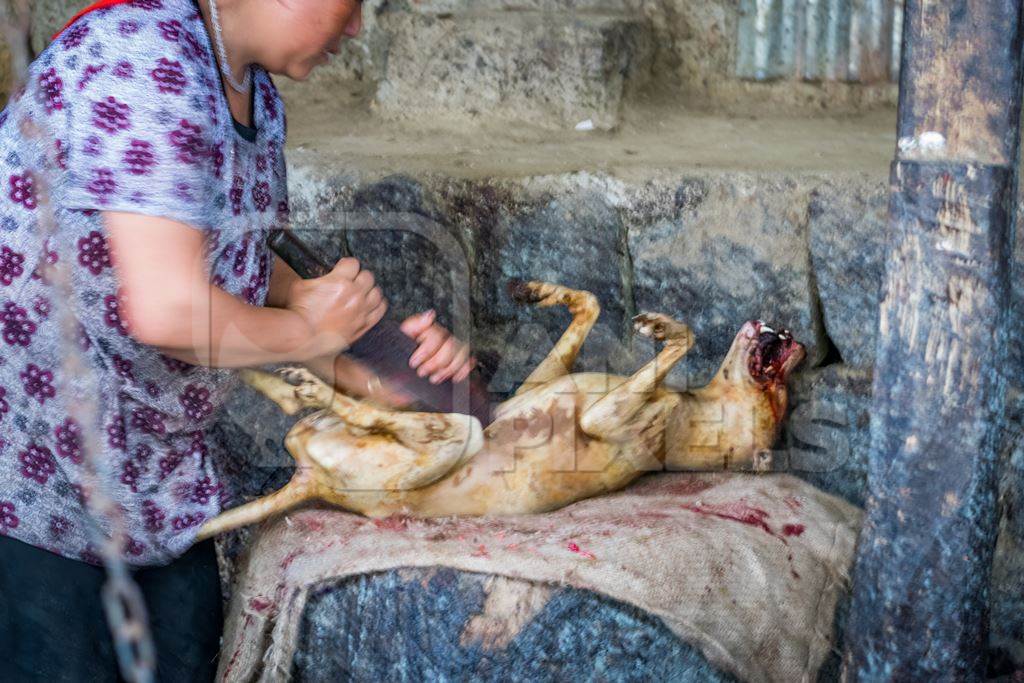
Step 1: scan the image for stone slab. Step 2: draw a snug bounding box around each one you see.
[775,364,874,507]
[292,568,732,682]
[372,8,653,130]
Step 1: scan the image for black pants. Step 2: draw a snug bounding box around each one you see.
[0,535,223,682]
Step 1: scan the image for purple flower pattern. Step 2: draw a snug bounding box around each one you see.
[103,293,130,336]
[171,513,204,531]
[9,173,36,209]
[158,20,181,42]
[119,20,141,36]
[78,230,112,275]
[230,175,244,215]
[252,181,271,212]
[130,406,167,436]
[49,515,72,538]
[55,418,84,464]
[124,139,156,175]
[87,168,117,201]
[107,415,127,452]
[0,502,18,534]
[169,119,208,165]
[179,384,213,422]
[83,134,104,156]
[93,96,131,133]
[61,24,90,50]
[151,58,187,94]
[0,0,287,566]
[180,31,208,64]
[38,68,65,114]
[0,246,25,285]
[32,296,51,319]
[142,500,166,533]
[20,364,56,406]
[260,82,278,120]
[2,302,37,347]
[55,140,69,170]
[113,61,135,79]
[121,459,141,492]
[113,355,135,383]
[19,443,56,484]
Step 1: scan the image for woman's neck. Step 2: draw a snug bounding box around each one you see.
[195,0,254,86]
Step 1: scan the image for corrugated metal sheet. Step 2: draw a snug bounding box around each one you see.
[737,0,902,83]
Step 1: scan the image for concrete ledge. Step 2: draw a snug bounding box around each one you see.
[372,9,653,130]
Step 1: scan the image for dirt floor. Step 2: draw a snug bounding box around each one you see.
[283,85,897,181]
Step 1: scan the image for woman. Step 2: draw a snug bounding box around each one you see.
[0,0,476,679]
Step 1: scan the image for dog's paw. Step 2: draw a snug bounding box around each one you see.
[632,312,693,344]
[277,366,319,387]
[507,278,546,304]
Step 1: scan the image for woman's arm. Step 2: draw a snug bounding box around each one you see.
[103,211,386,369]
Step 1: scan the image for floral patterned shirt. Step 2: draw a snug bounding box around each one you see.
[0,0,288,566]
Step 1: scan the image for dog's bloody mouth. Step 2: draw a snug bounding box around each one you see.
[747,321,804,384]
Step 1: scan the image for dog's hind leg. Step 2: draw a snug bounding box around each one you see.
[579,312,694,440]
[279,366,485,485]
[240,368,329,414]
[508,280,600,396]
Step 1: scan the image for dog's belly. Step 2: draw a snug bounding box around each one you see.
[392,374,680,517]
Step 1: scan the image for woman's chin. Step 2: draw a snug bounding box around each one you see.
[278,62,318,82]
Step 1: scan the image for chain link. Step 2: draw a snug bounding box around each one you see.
[0,3,156,681]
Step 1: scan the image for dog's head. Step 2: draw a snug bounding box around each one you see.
[743,320,805,386]
[717,319,806,390]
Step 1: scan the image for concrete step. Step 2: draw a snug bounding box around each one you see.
[372,7,653,130]
[400,0,636,14]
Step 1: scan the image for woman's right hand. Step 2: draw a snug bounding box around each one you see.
[285,257,387,361]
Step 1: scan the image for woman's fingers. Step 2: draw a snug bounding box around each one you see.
[452,356,476,383]
[330,256,362,280]
[400,310,436,342]
[431,343,470,384]
[417,335,456,378]
[409,326,446,369]
[402,314,477,383]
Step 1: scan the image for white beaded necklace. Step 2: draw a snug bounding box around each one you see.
[208,0,252,94]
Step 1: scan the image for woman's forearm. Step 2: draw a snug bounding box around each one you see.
[102,212,317,368]
[153,284,313,368]
[265,253,301,309]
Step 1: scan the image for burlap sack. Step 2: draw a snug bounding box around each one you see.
[218,473,862,682]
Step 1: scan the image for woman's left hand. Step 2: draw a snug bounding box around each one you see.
[400,310,477,384]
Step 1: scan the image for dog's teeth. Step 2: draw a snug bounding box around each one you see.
[760,324,775,334]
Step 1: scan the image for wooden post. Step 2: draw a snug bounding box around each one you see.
[843,0,1023,679]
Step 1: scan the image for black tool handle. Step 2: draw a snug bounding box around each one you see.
[267,230,494,426]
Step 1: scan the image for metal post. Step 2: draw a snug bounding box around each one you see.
[843,0,1023,679]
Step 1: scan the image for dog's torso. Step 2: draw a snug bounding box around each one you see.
[289,372,688,518]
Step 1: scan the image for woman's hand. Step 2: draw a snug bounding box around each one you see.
[286,257,388,361]
[400,310,477,384]
[304,351,416,409]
